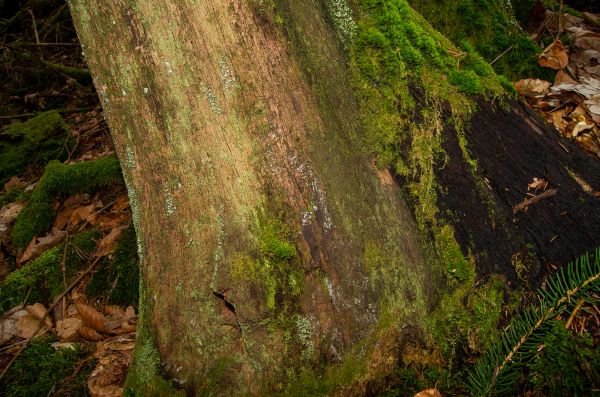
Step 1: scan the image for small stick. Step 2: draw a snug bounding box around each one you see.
[60,235,69,319]
[565,298,585,330]
[27,9,40,45]
[0,255,103,383]
[491,45,513,66]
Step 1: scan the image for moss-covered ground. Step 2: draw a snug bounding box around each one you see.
[0,336,95,397]
[0,110,72,186]
[0,230,98,313]
[11,155,122,248]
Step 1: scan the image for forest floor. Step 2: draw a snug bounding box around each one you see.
[0,1,598,397]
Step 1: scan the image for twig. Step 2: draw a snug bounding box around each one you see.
[0,107,94,119]
[60,234,69,319]
[19,42,80,47]
[27,9,40,45]
[565,298,585,329]
[491,45,513,66]
[0,255,103,383]
[513,188,558,214]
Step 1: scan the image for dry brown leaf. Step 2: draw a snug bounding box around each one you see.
[15,310,48,339]
[554,70,579,86]
[87,349,132,397]
[568,27,600,52]
[111,195,130,212]
[515,78,551,98]
[539,40,569,70]
[57,318,83,342]
[25,303,52,328]
[3,176,25,191]
[79,326,105,341]
[528,178,548,192]
[18,230,67,264]
[76,303,108,333]
[96,226,126,257]
[0,316,17,345]
[575,132,600,156]
[104,305,126,318]
[69,204,96,227]
[124,306,136,322]
[414,389,442,397]
[584,97,600,124]
[0,202,24,245]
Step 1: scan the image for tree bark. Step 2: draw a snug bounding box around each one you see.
[69,0,434,394]
[68,0,600,395]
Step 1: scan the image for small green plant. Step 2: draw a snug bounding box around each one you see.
[468,247,600,396]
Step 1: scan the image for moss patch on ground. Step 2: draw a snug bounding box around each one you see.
[0,230,98,313]
[11,156,122,248]
[0,336,94,397]
[86,225,139,307]
[0,110,72,186]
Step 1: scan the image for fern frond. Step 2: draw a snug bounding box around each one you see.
[467,247,600,397]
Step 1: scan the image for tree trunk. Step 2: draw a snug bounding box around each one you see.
[68,0,600,395]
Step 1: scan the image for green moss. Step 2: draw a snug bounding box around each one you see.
[526,321,600,395]
[11,156,122,248]
[409,0,553,81]
[0,336,93,397]
[86,225,139,306]
[429,275,506,360]
[449,69,483,95]
[0,186,22,208]
[0,110,71,186]
[124,279,183,397]
[231,214,302,312]
[283,353,365,396]
[0,230,98,313]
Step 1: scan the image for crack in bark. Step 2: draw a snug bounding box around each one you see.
[212,290,243,335]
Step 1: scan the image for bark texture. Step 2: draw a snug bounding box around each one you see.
[69,0,433,393]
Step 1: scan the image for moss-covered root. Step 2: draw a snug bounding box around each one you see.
[0,230,98,313]
[0,110,71,185]
[11,156,122,248]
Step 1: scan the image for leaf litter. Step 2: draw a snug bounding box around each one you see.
[516,9,600,157]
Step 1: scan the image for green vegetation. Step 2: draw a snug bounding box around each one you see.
[231,214,302,312]
[430,275,506,372]
[0,186,22,208]
[0,336,93,397]
[527,321,599,396]
[409,0,554,81]
[11,156,122,248]
[468,248,600,396]
[0,230,98,313]
[0,110,71,186]
[124,277,184,397]
[86,225,139,306]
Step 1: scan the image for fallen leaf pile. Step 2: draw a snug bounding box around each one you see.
[17,191,131,264]
[516,11,600,157]
[1,301,136,397]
